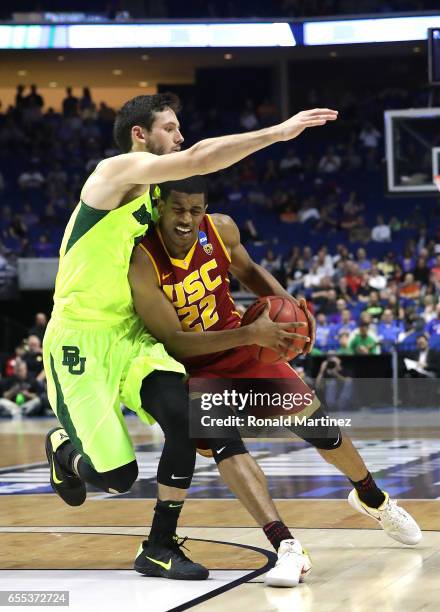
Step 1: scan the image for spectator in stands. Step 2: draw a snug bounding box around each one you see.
[239,99,259,131]
[255,97,277,125]
[431,254,440,282]
[340,202,360,233]
[336,275,355,303]
[279,147,302,175]
[344,261,362,296]
[34,234,56,258]
[333,244,352,266]
[0,360,45,417]
[397,312,421,348]
[302,246,314,271]
[304,262,324,290]
[4,344,25,377]
[364,290,384,321]
[22,335,44,379]
[356,272,373,304]
[368,262,387,290]
[318,146,341,174]
[298,198,320,224]
[260,249,281,276]
[286,258,307,294]
[399,272,421,300]
[15,84,26,111]
[25,84,44,111]
[337,331,353,355]
[371,215,391,242]
[356,247,371,271]
[21,203,39,228]
[359,122,381,149]
[18,163,45,190]
[47,162,68,189]
[312,283,337,316]
[403,334,440,379]
[280,205,297,224]
[63,87,79,118]
[315,313,331,349]
[377,252,396,278]
[28,312,47,342]
[377,308,402,351]
[6,213,28,241]
[263,159,279,182]
[389,216,402,232]
[336,308,357,336]
[328,298,348,324]
[349,322,380,355]
[313,248,333,278]
[79,87,95,117]
[240,219,259,243]
[342,144,361,171]
[315,200,338,233]
[349,215,370,244]
[413,256,431,286]
[422,296,437,324]
[426,303,440,337]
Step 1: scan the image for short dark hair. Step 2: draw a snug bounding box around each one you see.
[113,92,181,153]
[158,176,207,203]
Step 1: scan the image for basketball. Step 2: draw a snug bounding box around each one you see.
[241,296,309,363]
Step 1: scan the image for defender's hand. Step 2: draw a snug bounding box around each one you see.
[278,108,338,141]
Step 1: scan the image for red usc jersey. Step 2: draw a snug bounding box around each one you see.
[140,214,241,369]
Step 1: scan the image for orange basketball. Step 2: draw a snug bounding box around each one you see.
[241,295,309,363]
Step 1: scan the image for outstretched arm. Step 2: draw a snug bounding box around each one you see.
[128,246,306,359]
[84,108,337,209]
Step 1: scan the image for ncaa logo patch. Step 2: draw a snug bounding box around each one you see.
[198,231,208,246]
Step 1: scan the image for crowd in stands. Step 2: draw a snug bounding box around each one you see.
[0,313,49,418]
[0,81,439,374]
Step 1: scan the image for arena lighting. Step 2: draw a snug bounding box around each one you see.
[304,14,440,45]
[0,23,296,49]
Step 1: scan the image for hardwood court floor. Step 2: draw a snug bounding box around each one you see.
[1,417,439,611]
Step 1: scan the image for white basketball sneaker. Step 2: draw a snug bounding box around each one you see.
[265,539,312,587]
[348,489,422,545]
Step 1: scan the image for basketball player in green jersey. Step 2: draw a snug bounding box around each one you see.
[43,93,338,580]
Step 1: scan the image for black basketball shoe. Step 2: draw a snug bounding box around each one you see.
[134,536,209,580]
[45,427,86,506]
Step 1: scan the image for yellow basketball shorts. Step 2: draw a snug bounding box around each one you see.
[43,317,185,472]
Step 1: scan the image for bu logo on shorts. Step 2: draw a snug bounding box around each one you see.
[62,346,86,375]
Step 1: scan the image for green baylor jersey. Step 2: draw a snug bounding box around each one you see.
[52,190,158,327]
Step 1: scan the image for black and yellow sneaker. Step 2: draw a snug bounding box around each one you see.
[134,536,209,580]
[45,427,86,507]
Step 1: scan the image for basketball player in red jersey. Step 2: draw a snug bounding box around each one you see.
[129,176,421,587]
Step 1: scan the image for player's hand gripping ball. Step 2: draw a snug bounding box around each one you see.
[241,295,312,363]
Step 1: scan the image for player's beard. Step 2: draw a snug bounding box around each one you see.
[147,141,167,156]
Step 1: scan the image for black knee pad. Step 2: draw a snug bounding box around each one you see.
[288,405,343,450]
[140,371,190,432]
[209,438,249,464]
[103,460,138,493]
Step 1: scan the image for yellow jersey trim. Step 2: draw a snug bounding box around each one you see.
[139,243,161,285]
[157,227,198,270]
[206,214,231,262]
